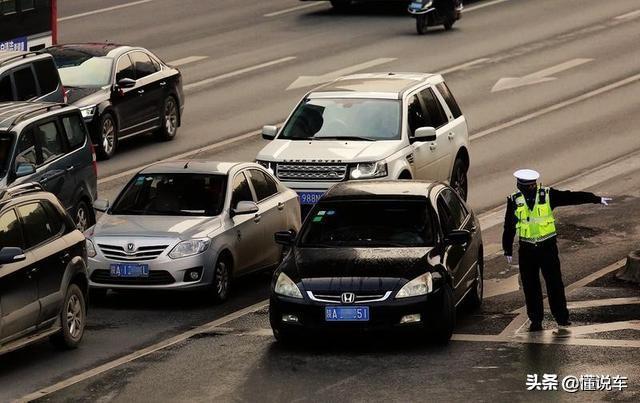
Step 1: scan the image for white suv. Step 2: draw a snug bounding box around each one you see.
[256,72,470,211]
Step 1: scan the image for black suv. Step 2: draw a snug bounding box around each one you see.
[0,102,98,231]
[0,183,89,355]
[0,51,65,103]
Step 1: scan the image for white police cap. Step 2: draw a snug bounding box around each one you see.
[513,169,540,183]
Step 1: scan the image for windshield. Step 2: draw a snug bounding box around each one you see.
[279,98,401,141]
[49,49,113,87]
[0,132,14,178]
[111,173,228,217]
[299,200,434,248]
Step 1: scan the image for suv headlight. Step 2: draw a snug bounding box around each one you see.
[350,161,388,179]
[274,272,303,299]
[80,105,97,120]
[168,238,211,259]
[396,272,433,298]
[256,160,275,174]
[86,239,96,258]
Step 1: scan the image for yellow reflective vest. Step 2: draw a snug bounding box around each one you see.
[511,186,557,243]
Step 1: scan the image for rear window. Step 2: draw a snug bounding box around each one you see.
[436,82,462,119]
[299,200,434,248]
[0,75,13,101]
[0,131,13,176]
[34,59,59,94]
[14,67,38,100]
[61,114,87,150]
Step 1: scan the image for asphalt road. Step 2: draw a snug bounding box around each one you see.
[1,0,640,400]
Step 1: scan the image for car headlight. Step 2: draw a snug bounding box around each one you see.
[350,161,388,179]
[80,105,97,120]
[86,239,96,258]
[274,272,303,299]
[396,272,433,299]
[168,238,211,259]
[256,160,275,175]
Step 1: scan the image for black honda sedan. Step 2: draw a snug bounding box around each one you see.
[45,43,184,159]
[269,181,483,343]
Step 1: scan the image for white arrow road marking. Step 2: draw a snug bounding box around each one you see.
[287,58,397,90]
[168,56,208,67]
[491,58,593,92]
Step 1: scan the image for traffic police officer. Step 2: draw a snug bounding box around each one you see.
[502,169,612,332]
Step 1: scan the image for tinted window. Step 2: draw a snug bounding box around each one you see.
[420,88,448,128]
[14,67,38,100]
[441,188,467,227]
[248,169,277,201]
[0,209,24,249]
[34,121,65,165]
[230,173,254,208]
[61,114,87,150]
[18,202,57,248]
[111,173,227,216]
[280,98,401,141]
[300,200,434,247]
[436,82,462,119]
[0,132,12,175]
[436,196,455,235]
[0,75,12,101]
[15,129,37,166]
[34,59,59,94]
[41,200,65,234]
[407,94,428,135]
[115,55,135,82]
[130,52,157,79]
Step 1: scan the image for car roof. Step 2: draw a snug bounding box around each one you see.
[139,160,252,175]
[0,51,51,67]
[0,102,75,131]
[47,43,132,58]
[322,180,443,200]
[310,72,439,99]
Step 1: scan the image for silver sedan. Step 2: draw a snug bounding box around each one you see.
[85,161,301,302]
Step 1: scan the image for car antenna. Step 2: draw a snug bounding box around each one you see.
[184,147,205,169]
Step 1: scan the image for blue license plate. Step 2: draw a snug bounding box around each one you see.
[298,191,324,205]
[325,306,370,322]
[110,263,149,278]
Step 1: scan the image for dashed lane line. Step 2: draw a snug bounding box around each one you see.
[264,2,325,18]
[615,9,640,20]
[168,56,208,67]
[58,0,156,22]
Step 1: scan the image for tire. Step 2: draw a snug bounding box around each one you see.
[330,0,351,11]
[444,18,455,30]
[450,157,468,201]
[74,200,93,232]
[211,256,231,303]
[430,283,455,344]
[155,96,179,141]
[416,14,429,35]
[96,113,117,160]
[466,252,483,309]
[51,284,86,349]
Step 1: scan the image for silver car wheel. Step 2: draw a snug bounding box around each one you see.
[75,205,89,232]
[102,118,115,155]
[215,261,229,299]
[66,294,83,339]
[164,98,177,136]
[475,264,483,299]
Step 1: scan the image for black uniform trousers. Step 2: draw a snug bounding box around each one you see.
[518,237,569,325]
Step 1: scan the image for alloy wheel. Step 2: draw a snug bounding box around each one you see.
[475,264,483,300]
[102,118,115,155]
[66,294,83,339]
[452,164,467,200]
[164,98,177,136]
[215,261,229,299]
[75,205,89,232]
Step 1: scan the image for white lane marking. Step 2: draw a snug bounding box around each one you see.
[287,58,396,90]
[483,274,519,299]
[264,2,325,17]
[491,58,593,92]
[453,333,640,348]
[438,58,489,75]
[58,0,155,22]
[16,300,269,403]
[472,72,640,141]
[463,0,512,13]
[185,56,296,91]
[168,56,208,67]
[567,297,640,310]
[615,9,640,20]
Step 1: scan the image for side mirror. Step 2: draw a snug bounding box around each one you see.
[410,127,436,143]
[93,199,110,212]
[0,247,26,265]
[15,162,36,178]
[262,125,278,140]
[116,78,136,89]
[274,230,295,246]
[444,229,471,246]
[231,201,259,217]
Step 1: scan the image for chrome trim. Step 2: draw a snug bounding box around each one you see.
[454,260,477,290]
[306,291,392,304]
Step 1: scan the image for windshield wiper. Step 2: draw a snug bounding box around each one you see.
[314,136,375,142]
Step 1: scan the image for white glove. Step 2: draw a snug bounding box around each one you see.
[506,255,512,264]
[601,197,612,206]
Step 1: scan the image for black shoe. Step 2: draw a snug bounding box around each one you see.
[529,322,543,332]
[557,321,572,328]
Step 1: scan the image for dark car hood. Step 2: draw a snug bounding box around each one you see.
[66,86,109,106]
[286,247,438,292]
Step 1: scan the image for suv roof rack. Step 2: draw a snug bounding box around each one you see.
[0,182,44,203]
[0,103,68,131]
[0,51,40,67]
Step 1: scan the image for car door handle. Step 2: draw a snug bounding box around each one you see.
[448,132,455,140]
[27,267,39,279]
[429,143,437,151]
[59,252,71,263]
[65,165,75,173]
[277,202,285,211]
[159,81,167,87]
[253,214,261,223]
[137,89,145,94]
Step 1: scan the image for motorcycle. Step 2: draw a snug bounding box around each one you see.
[408,0,463,35]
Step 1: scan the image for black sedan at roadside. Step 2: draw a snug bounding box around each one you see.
[269,181,483,343]
[44,43,184,159]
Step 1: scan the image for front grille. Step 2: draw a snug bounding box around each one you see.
[308,291,390,304]
[91,269,175,285]
[97,244,169,261]
[276,163,348,182]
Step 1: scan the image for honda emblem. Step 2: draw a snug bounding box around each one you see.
[341,292,355,304]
